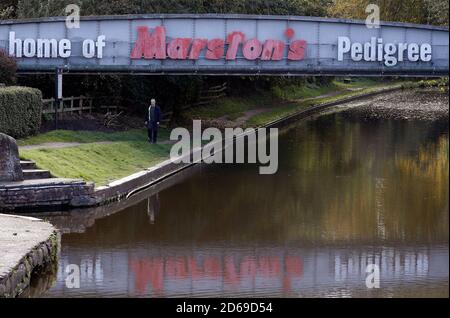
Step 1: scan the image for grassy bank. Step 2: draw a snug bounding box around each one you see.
[18,128,171,146]
[18,78,410,186]
[247,80,408,126]
[19,129,172,186]
[186,78,408,127]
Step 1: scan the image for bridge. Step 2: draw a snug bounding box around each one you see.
[0,14,448,76]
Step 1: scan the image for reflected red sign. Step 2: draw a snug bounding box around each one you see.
[129,254,303,296]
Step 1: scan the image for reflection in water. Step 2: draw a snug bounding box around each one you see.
[147,194,160,225]
[34,109,448,298]
[19,261,58,298]
[43,245,447,298]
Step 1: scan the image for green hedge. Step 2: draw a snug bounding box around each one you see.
[0,86,43,138]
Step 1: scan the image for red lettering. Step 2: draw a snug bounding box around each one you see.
[285,256,303,277]
[224,256,238,285]
[206,39,224,60]
[189,39,207,60]
[261,40,285,61]
[240,256,257,277]
[130,25,308,63]
[204,256,221,277]
[226,31,245,60]
[167,38,192,59]
[131,26,166,60]
[242,39,262,60]
[188,256,201,279]
[129,257,164,296]
[288,39,307,61]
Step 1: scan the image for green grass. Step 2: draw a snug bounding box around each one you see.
[246,103,305,127]
[270,78,382,101]
[246,80,408,127]
[271,82,338,100]
[18,128,173,186]
[332,78,380,90]
[18,128,171,146]
[19,141,171,186]
[186,91,279,120]
[185,78,390,123]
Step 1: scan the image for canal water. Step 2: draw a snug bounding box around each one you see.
[28,105,449,298]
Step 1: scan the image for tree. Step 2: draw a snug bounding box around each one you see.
[327,0,448,26]
[425,0,449,26]
[0,49,17,85]
[0,0,18,19]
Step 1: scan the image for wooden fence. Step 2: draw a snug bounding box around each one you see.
[42,96,94,114]
[181,82,227,110]
[41,83,228,126]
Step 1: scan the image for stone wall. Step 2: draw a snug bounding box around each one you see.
[0,180,96,212]
[0,133,23,182]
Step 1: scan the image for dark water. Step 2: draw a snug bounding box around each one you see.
[29,109,449,298]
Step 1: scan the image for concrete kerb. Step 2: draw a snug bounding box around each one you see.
[0,213,60,298]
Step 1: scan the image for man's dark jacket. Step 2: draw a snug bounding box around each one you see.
[145,105,161,127]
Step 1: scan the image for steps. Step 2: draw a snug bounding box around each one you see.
[20,160,37,170]
[22,169,52,180]
[20,160,52,180]
[1,160,96,211]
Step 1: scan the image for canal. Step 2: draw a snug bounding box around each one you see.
[26,101,449,298]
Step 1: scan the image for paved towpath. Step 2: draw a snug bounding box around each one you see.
[0,214,55,281]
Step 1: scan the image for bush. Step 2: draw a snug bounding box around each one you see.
[0,49,17,85]
[0,86,43,138]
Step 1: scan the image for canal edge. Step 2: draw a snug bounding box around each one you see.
[0,214,60,298]
[0,84,407,211]
[95,84,406,203]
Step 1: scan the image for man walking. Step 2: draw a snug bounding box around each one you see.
[145,99,161,144]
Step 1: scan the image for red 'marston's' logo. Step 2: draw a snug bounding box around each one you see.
[130,26,307,61]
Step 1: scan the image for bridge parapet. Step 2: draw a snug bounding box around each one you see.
[0,14,448,76]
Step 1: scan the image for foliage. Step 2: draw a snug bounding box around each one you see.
[16,0,332,18]
[417,78,449,93]
[0,86,43,138]
[0,0,17,19]
[0,49,17,85]
[328,0,448,26]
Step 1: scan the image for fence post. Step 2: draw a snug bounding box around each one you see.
[54,67,63,129]
[79,97,83,115]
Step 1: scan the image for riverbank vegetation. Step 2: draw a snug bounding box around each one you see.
[184,78,408,127]
[19,129,172,185]
[0,86,42,138]
[18,78,408,185]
